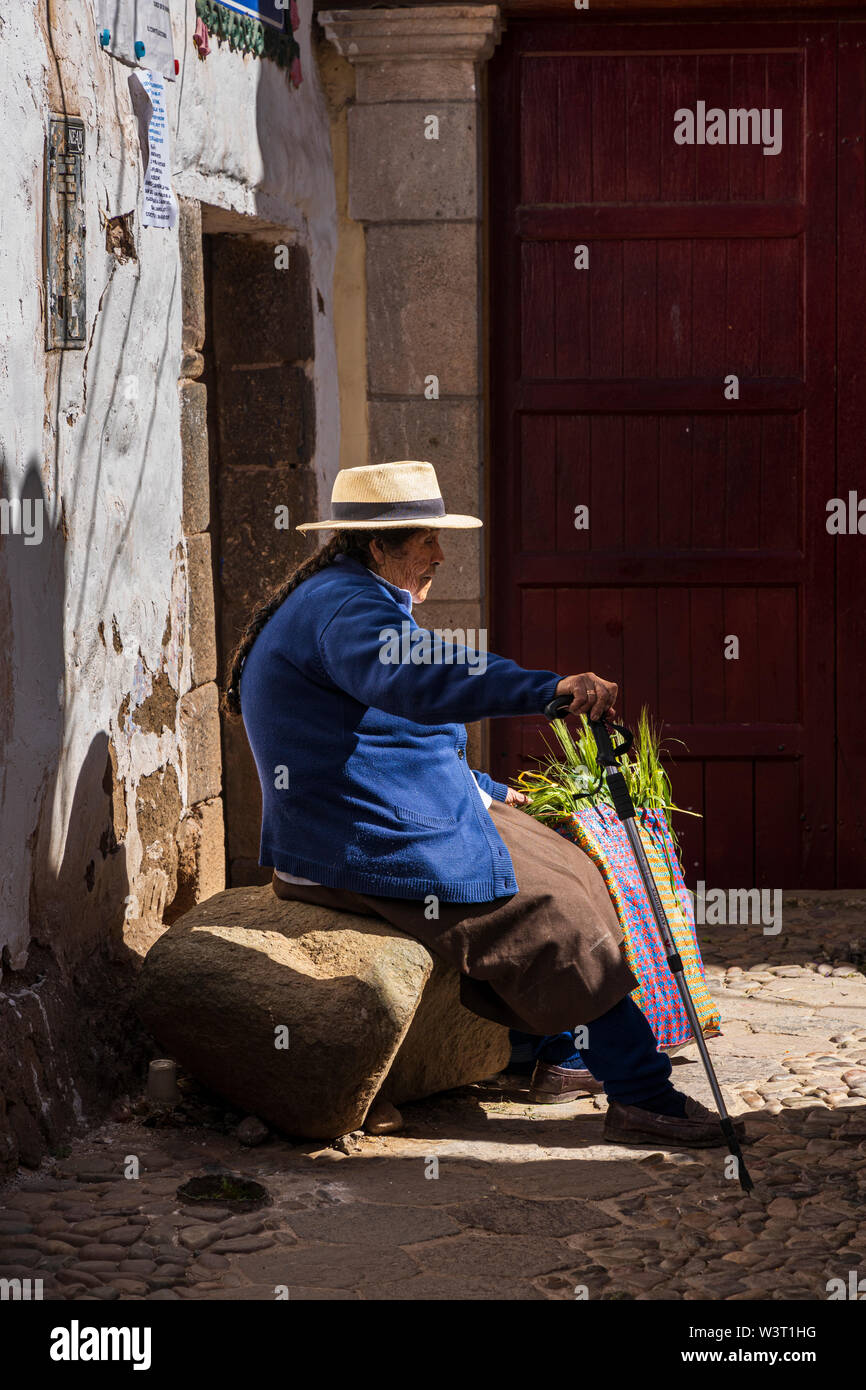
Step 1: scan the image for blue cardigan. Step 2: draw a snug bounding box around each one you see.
[239,555,562,902]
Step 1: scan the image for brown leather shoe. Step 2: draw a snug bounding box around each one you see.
[603,1096,746,1148]
[528,1061,604,1103]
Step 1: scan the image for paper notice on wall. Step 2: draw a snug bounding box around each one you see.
[97,1,176,82]
[129,71,178,231]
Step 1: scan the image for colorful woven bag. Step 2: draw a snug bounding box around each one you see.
[554,806,721,1050]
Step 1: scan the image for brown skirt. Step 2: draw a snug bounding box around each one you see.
[270,800,638,1034]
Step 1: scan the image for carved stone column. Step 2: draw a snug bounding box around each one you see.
[318,7,503,732]
[174,196,225,914]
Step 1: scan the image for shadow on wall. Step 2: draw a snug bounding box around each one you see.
[0,456,146,1174]
[0,7,191,1177]
[0,454,68,959]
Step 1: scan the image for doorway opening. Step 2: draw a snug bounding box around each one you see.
[201,211,316,886]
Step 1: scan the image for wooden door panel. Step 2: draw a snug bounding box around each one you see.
[671,760,706,884]
[755,760,803,886]
[837,24,866,883]
[517,413,803,553]
[489,19,837,887]
[515,583,800,731]
[705,762,755,884]
[518,48,804,205]
[520,238,803,379]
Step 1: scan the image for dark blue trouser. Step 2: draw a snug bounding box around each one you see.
[509,1029,582,1068]
[510,996,673,1108]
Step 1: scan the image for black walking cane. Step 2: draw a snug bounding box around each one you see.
[544,695,754,1193]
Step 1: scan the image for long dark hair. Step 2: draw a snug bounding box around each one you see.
[222,527,418,717]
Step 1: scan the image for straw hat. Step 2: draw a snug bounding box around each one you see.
[296,461,482,532]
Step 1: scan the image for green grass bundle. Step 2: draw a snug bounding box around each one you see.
[516,708,699,853]
[517,712,719,1046]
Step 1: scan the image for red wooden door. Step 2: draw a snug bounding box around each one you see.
[837,21,866,886]
[488,19,839,888]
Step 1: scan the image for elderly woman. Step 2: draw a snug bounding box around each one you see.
[225,462,741,1149]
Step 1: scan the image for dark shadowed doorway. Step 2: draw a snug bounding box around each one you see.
[201,217,317,886]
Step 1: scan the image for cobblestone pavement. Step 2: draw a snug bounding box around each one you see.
[2,893,865,1301]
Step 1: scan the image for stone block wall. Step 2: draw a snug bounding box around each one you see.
[169,198,227,922]
[202,231,319,886]
[0,0,339,1176]
[319,5,503,768]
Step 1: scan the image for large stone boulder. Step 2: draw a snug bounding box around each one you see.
[134,885,509,1139]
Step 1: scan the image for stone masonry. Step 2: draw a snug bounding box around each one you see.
[202,229,318,887]
[172,198,226,920]
[319,6,503,766]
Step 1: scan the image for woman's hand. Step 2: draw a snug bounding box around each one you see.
[554,672,618,722]
[504,786,528,807]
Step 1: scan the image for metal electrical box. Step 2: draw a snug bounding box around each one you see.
[45,116,86,350]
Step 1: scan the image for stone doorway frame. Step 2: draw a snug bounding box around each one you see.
[171,195,226,919]
[176,200,319,900]
[319,5,504,767]
[184,201,318,884]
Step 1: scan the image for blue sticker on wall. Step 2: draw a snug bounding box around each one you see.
[216,1,285,30]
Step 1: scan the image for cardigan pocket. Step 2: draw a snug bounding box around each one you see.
[394,804,457,831]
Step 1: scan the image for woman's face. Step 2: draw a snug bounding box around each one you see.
[370,529,444,603]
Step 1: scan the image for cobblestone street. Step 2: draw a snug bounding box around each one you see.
[2,893,864,1302]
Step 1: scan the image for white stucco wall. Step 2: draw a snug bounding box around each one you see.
[0,0,338,969]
